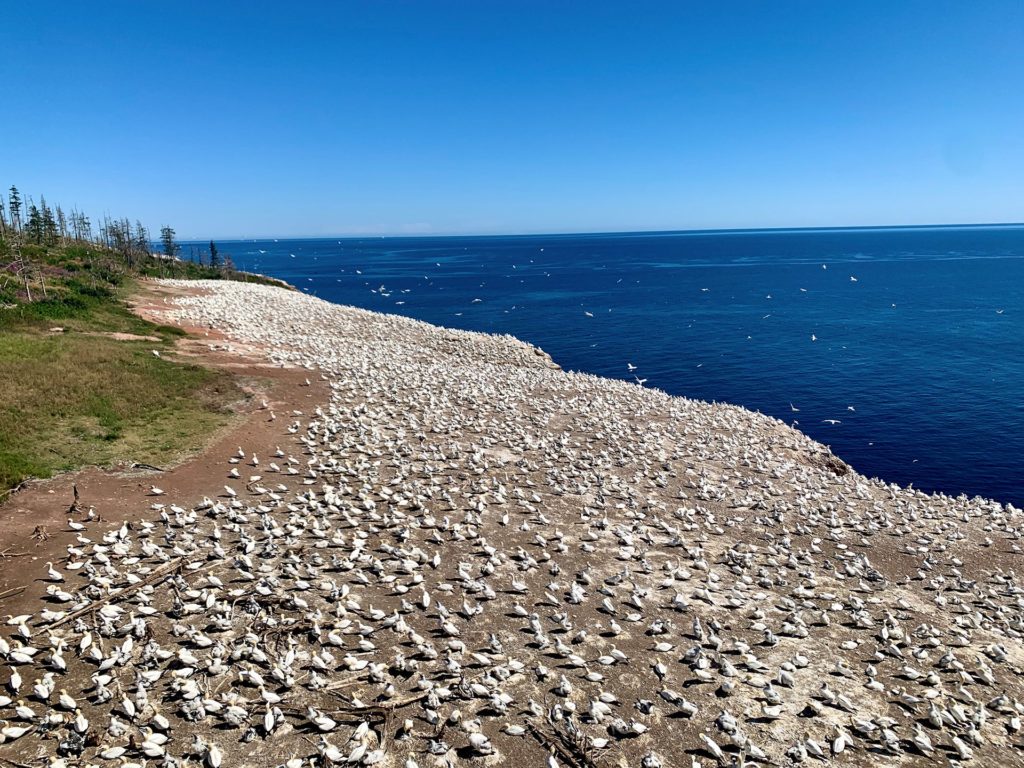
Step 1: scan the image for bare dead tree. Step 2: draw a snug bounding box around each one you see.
[10,233,32,302]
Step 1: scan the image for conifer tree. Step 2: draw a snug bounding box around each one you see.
[40,197,57,245]
[26,202,42,244]
[56,206,67,243]
[8,186,22,232]
[160,226,178,258]
[134,221,150,257]
[77,212,92,242]
[209,240,220,269]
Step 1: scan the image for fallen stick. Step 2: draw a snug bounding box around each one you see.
[337,689,430,713]
[323,672,370,692]
[0,585,26,601]
[130,462,165,472]
[527,719,601,768]
[528,720,583,768]
[45,556,212,630]
[0,479,31,501]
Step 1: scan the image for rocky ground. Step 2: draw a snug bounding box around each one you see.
[1,279,1023,768]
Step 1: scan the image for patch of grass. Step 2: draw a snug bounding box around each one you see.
[0,274,187,341]
[0,239,279,493]
[0,330,242,490]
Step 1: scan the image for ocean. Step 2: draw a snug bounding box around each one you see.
[194,225,1024,505]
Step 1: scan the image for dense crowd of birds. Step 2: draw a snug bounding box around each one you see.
[2,280,1023,768]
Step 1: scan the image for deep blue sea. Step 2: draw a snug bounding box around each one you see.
[190,226,1024,505]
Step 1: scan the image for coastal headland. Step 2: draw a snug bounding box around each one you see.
[1,279,1021,767]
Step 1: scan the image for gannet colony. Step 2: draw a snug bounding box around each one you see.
[2,279,1023,768]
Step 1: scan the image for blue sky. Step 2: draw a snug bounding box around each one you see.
[2,1,1022,238]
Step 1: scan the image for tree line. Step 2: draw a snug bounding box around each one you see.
[1,184,232,301]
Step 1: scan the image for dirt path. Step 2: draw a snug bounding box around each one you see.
[0,280,328,623]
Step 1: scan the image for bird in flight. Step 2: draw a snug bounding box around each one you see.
[789,402,799,412]
[822,419,842,425]
[811,334,817,342]
[627,363,637,371]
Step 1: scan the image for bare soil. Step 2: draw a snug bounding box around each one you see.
[0,281,329,626]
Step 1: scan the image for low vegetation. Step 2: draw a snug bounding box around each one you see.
[0,185,281,494]
[0,328,239,491]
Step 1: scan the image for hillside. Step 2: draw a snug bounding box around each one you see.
[0,237,285,493]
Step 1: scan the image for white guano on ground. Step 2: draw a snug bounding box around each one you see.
[2,278,1023,768]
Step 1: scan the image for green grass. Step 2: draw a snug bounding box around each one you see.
[0,240,257,492]
[0,327,242,491]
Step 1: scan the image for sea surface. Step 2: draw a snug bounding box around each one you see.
[194,226,1024,505]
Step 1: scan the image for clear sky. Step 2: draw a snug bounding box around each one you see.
[2,1,1022,238]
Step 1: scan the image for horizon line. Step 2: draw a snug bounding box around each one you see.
[175,220,1024,244]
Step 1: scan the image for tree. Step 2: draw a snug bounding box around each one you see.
[26,201,42,244]
[160,226,178,258]
[56,206,68,243]
[111,217,134,267]
[8,186,22,232]
[40,197,57,245]
[134,221,150,257]
[209,240,220,269]
[74,211,92,242]
[100,215,112,249]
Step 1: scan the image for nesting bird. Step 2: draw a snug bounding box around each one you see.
[2,279,1022,767]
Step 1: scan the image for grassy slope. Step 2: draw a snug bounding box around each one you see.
[0,242,268,491]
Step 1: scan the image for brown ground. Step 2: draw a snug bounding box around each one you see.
[3,280,1022,768]
[0,281,329,625]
